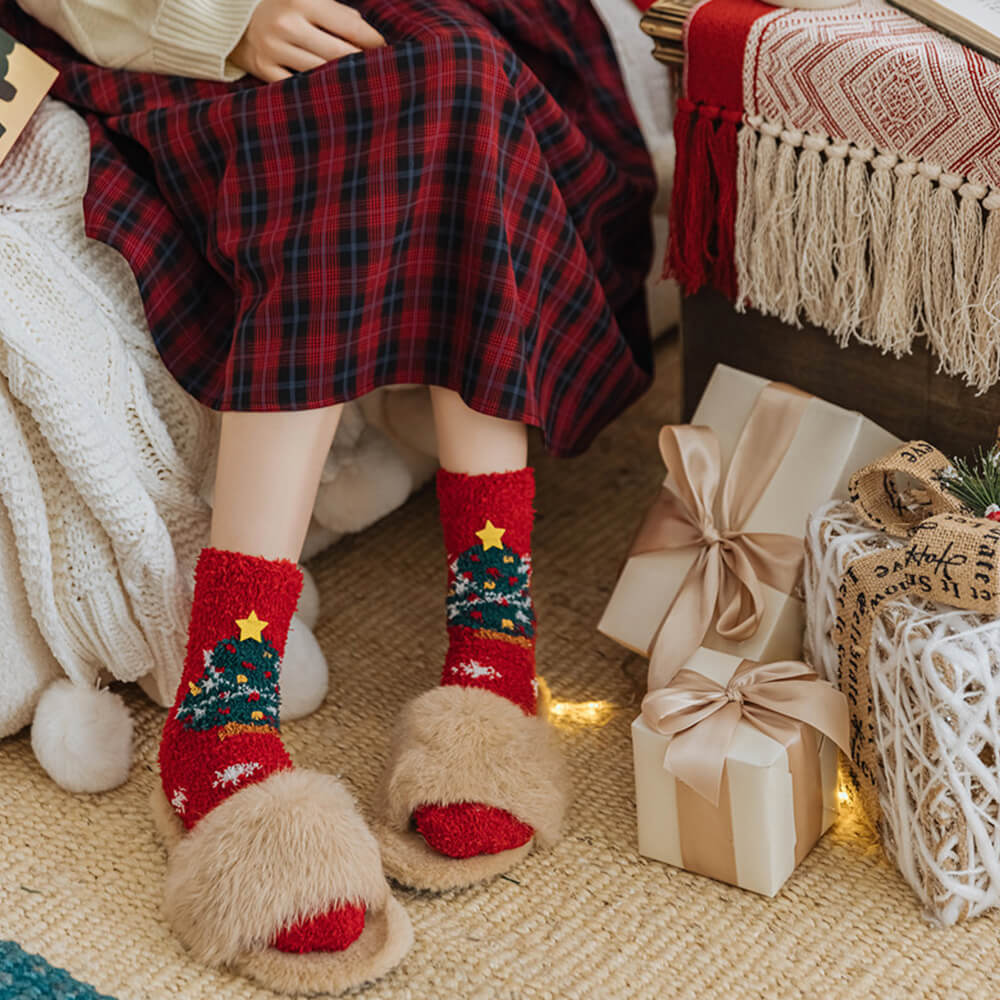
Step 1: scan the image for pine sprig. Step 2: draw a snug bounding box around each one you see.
[941,445,1000,517]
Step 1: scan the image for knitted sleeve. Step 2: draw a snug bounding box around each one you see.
[14,0,260,80]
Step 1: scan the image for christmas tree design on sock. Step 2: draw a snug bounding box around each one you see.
[159,548,365,953]
[413,467,539,858]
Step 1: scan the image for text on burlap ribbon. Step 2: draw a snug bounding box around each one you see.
[834,441,1000,823]
[631,383,811,693]
[642,658,850,885]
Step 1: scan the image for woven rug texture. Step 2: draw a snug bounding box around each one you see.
[3,337,1000,999]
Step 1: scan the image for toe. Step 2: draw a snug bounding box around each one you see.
[413,802,534,858]
[272,902,366,953]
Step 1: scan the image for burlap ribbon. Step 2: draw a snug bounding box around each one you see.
[642,658,850,885]
[631,383,811,693]
[834,441,1000,823]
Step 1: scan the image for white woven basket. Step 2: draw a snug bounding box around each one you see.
[805,500,1000,924]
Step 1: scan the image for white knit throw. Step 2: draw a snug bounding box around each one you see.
[0,98,436,737]
[805,500,1000,924]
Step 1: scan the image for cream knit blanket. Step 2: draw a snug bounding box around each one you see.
[0,98,437,738]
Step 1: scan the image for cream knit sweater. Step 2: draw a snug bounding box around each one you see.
[16,0,257,79]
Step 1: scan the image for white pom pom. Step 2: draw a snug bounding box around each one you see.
[297,565,320,630]
[280,615,328,721]
[31,680,133,793]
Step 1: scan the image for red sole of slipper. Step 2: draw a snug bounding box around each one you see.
[413,802,534,858]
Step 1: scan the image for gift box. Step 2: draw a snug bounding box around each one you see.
[633,648,847,896]
[598,364,899,680]
[804,442,1000,924]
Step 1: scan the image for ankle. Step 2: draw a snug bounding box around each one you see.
[159,547,302,829]
[441,632,537,714]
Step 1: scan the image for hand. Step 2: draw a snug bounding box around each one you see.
[229,0,386,82]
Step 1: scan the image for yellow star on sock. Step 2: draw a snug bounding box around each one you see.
[475,520,506,551]
[236,610,268,642]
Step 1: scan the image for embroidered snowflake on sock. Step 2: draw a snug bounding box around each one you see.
[170,787,188,815]
[212,761,263,789]
[451,659,501,681]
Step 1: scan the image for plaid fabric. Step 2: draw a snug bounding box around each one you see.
[1,0,656,457]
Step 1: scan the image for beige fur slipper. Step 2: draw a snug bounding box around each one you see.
[150,769,413,995]
[374,684,568,891]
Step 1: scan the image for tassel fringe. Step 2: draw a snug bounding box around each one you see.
[736,115,1000,393]
[669,103,1000,394]
[666,99,741,300]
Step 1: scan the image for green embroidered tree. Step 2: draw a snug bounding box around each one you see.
[176,633,281,739]
[447,543,534,638]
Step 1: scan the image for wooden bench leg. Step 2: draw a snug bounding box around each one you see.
[680,288,993,457]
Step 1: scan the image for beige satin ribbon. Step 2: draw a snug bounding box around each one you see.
[642,658,850,806]
[674,721,820,886]
[632,383,811,692]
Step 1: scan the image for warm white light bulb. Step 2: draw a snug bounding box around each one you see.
[549,700,615,726]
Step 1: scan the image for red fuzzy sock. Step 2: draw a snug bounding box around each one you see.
[159,547,365,953]
[413,467,538,858]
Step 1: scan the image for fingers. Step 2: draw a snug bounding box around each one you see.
[286,21,364,62]
[304,0,387,49]
[229,0,387,84]
[269,41,328,73]
[256,63,294,82]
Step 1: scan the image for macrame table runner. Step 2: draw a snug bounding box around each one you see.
[669,0,1000,393]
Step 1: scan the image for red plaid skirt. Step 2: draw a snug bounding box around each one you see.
[2,0,656,456]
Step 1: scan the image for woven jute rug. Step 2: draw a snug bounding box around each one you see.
[3,336,999,1000]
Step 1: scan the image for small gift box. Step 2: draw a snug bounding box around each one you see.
[633,648,849,896]
[598,364,899,680]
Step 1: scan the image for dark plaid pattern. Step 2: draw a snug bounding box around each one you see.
[1,0,656,456]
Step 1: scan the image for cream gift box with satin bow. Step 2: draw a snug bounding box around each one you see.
[632,648,849,896]
[598,365,899,673]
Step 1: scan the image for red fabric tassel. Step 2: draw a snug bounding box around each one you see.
[708,110,741,300]
[684,104,718,285]
[663,0,772,299]
[665,100,741,299]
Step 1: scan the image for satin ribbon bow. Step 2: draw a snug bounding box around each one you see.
[632,383,810,691]
[641,659,850,806]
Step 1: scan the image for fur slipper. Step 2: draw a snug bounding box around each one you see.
[374,684,568,891]
[150,769,413,995]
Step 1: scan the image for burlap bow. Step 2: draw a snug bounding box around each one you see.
[632,383,811,692]
[835,440,1000,822]
[642,658,850,806]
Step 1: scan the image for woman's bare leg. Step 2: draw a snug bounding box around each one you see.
[159,400,368,958]
[429,387,527,473]
[210,405,344,560]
